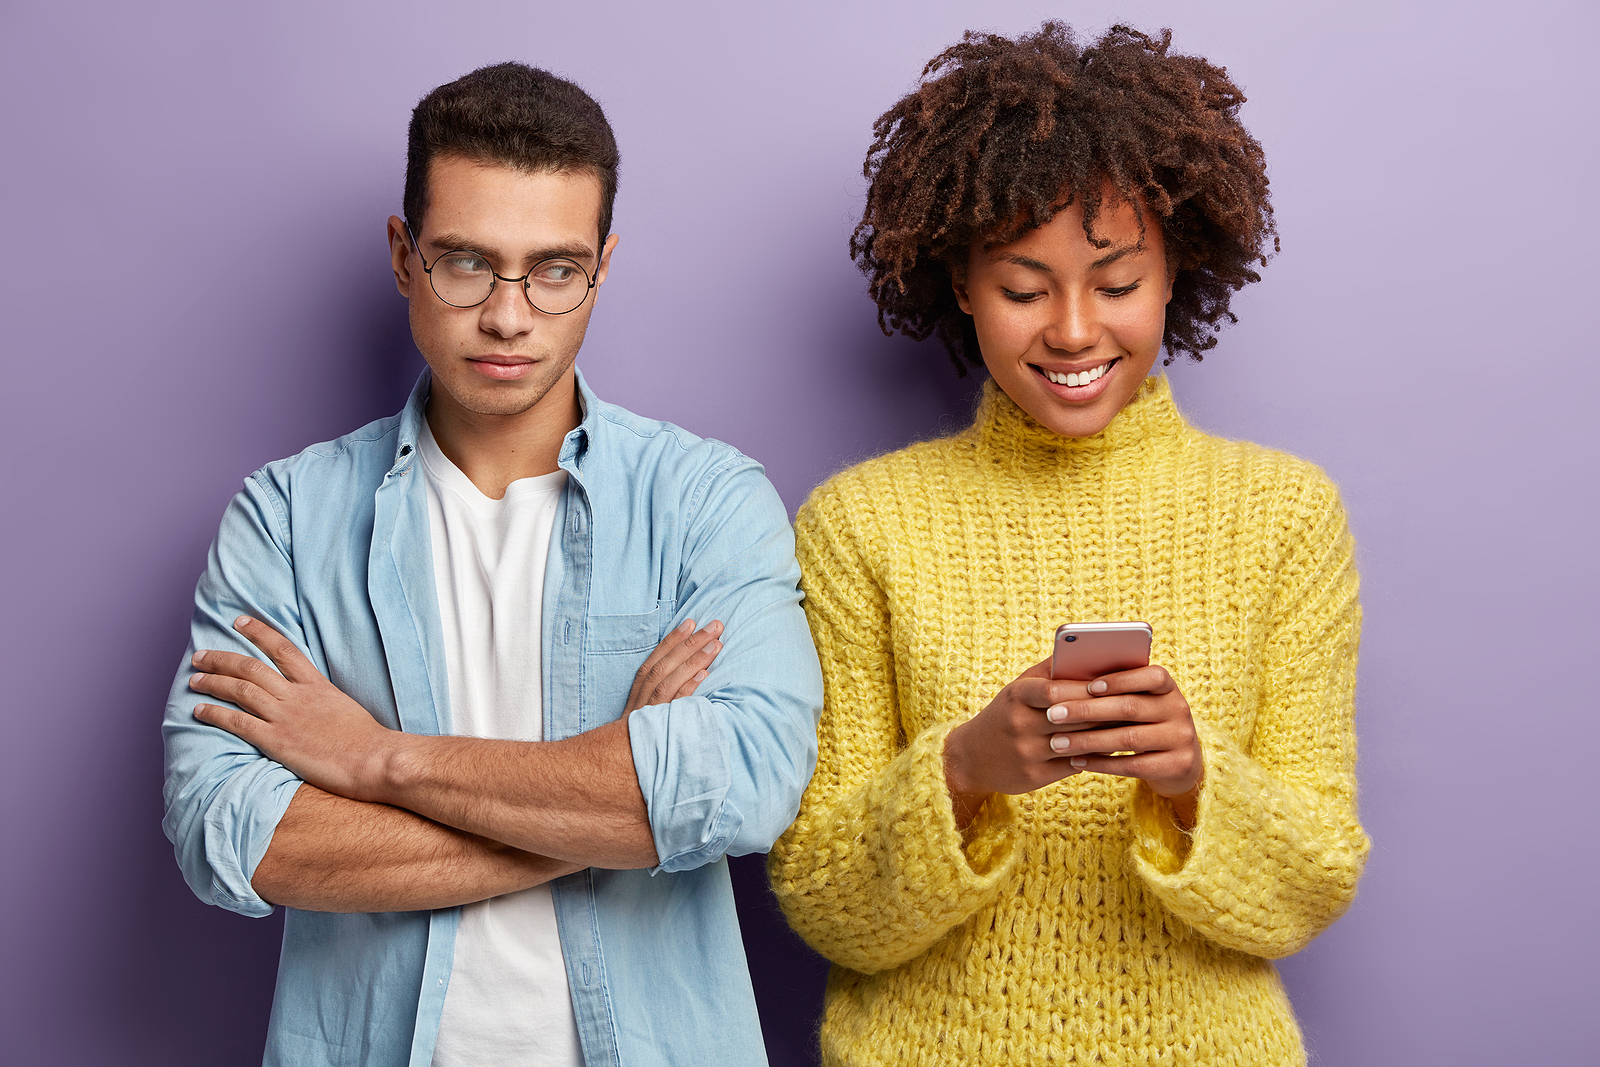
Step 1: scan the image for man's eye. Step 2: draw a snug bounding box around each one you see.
[533,260,581,285]
[441,253,490,275]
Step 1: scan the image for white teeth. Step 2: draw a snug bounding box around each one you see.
[1044,362,1110,387]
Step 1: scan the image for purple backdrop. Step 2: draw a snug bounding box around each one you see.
[2,1,1596,1063]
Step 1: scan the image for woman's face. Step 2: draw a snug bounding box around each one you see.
[954,196,1174,438]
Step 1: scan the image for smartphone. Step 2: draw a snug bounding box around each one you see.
[1050,621,1153,680]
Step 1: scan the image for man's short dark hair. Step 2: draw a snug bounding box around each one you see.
[404,62,620,246]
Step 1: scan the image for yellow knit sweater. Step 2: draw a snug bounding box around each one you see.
[769,376,1369,1066]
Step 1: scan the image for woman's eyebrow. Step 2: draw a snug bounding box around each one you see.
[998,253,1054,272]
[995,245,1141,273]
[1090,245,1139,271]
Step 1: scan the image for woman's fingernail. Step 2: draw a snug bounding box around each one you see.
[1071,757,1087,768]
[235,616,251,629]
[1050,734,1070,753]
[1047,704,1069,724]
[1088,680,1107,695]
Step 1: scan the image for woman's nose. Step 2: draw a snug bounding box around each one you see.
[1043,293,1101,353]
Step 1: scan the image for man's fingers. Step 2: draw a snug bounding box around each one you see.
[652,621,721,674]
[189,670,274,716]
[637,619,696,674]
[672,668,711,701]
[234,616,320,684]
[626,620,724,712]
[192,700,269,745]
[191,648,288,691]
[638,631,722,703]
[626,619,695,708]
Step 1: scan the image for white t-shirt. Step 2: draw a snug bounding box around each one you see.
[419,421,584,1067]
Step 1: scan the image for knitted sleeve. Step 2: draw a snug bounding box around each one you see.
[1129,469,1371,959]
[767,481,1019,974]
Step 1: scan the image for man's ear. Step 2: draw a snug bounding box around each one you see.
[594,232,620,287]
[387,215,416,298]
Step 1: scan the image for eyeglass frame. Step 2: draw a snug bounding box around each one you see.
[404,222,599,316]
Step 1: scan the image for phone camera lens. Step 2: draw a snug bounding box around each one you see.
[1064,635,1076,642]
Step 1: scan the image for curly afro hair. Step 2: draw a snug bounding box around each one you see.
[852,22,1277,373]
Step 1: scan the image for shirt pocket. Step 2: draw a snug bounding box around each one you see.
[582,600,677,728]
[584,600,677,654]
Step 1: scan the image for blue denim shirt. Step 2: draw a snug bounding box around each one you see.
[161,369,823,1067]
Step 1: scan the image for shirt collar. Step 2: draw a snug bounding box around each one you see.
[392,369,432,473]
[558,366,597,471]
[390,365,598,474]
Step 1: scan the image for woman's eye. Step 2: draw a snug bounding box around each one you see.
[1001,288,1044,303]
[1101,282,1142,298]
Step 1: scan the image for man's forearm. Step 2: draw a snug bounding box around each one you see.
[374,717,659,869]
[253,783,584,912]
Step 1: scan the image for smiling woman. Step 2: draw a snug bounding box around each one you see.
[768,22,1368,1067]
[953,196,1173,438]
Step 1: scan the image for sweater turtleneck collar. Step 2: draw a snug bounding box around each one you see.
[969,374,1185,461]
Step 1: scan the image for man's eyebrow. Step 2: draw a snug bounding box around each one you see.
[426,232,598,263]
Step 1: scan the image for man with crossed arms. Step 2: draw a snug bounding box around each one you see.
[162,62,821,1067]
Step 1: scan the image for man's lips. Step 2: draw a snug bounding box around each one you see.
[468,356,535,381]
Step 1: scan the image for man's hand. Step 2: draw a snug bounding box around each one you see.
[191,616,398,802]
[192,614,728,805]
[943,658,1204,830]
[625,619,723,714]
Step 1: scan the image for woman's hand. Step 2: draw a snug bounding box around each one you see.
[1049,664,1203,826]
[943,659,1203,830]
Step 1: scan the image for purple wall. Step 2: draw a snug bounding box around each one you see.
[2,1,1596,1063]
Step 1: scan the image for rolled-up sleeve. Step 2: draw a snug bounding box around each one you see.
[161,471,305,916]
[626,461,823,872]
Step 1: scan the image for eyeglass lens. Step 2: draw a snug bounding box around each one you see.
[430,251,592,314]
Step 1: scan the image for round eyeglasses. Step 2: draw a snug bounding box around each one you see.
[406,224,597,316]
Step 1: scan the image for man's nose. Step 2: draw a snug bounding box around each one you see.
[477,277,539,337]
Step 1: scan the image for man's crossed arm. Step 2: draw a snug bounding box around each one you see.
[187,614,723,913]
